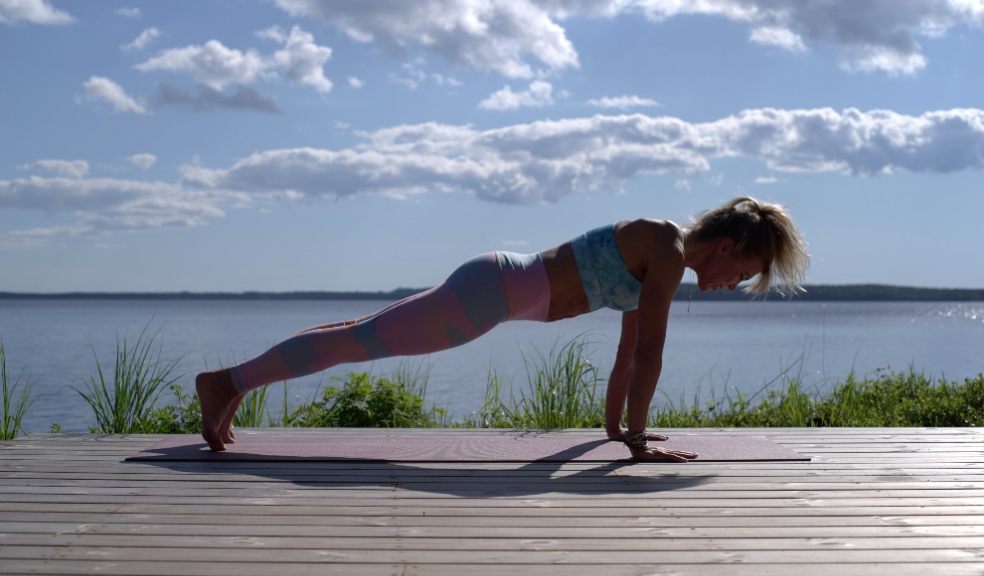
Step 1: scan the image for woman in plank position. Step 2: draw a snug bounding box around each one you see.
[197,196,808,461]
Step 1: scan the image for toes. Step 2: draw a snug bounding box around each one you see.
[201,426,226,451]
[196,371,233,452]
[221,425,235,444]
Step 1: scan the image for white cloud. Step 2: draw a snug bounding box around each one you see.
[199,107,984,205]
[79,76,146,114]
[271,25,333,93]
[155,82,280,113]
[256,25,287,43]
[0,0,72,25]
[128,154,157,170]
[588,95,660,110]
[123,27,161,52]
[347,76,363,89]
[116,7,141,19]
[137,27,332,93]
[749,26,806,52]
[480,81,554,111]
[273,0,984,76]
[754,176,778,184]
[0,174,231,244]
[273,0,579,79]
[625,0,983,75]
[136,40,268,90]
[393,63,462,90]
[840,46,928,76]
[7,107,984,244]
[20,159,89,178]
[432,73,462,87]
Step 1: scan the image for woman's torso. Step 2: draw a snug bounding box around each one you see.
[538,219,682,321]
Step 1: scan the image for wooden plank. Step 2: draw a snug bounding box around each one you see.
[0,561,405,576]
[0,545,982,564]
[3,485,984,499]
[4,533,984,552]
[1,472,981,488]
[5,501,984,517]
[5,521,984,539]
[4,465,984,478]
[5,512,984,528]
[5,560,978,576]
[5,491,984,506]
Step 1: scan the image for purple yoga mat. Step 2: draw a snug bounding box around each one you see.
[128,431,809,462]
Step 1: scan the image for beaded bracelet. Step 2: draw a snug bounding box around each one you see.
[624,430,648,450]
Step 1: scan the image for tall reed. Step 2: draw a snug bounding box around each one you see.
[74,325,182,433]
[471,336,605,428]
[1,339,34,440]
[233,386,270,428]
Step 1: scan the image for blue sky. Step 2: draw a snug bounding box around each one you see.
[2,0,984,292]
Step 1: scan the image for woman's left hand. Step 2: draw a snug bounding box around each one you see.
[629,445,698,462]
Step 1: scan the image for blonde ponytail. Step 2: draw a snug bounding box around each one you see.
[690,196,809,296]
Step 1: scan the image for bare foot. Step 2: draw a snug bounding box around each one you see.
[219,394,242,444]
[195,369,239,451]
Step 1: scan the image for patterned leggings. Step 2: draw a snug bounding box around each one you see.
[229,252,551,394]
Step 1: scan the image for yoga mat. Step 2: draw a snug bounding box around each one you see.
[128,431,809,462]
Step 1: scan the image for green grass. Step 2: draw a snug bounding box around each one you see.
[468,336,605,429]
[73,324,182,434]
[1,339,35,441]
[65,330,983,433]
[652,369,984,428]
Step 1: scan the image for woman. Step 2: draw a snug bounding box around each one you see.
[197,196,809,461]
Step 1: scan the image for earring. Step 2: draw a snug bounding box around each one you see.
[687,270,694,314]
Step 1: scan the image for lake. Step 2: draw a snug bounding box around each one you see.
[1,299,983,433]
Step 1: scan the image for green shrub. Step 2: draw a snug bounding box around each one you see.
[288,371,444,428]
[145,384,202,434]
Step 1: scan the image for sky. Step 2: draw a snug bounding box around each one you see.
[2,0,984,293]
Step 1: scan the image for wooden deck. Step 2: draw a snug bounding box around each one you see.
[1,428,983,575]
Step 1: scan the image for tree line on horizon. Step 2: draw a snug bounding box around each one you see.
[1,284,983,301]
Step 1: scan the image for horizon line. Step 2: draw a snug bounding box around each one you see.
[2,283,983,301]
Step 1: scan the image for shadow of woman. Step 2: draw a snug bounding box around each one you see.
[132,436,714,497]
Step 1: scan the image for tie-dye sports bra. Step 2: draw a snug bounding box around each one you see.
[569,223,643,312]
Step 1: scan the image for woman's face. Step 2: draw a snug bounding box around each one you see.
[696,240,765,292]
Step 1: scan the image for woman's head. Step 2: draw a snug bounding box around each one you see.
[689,196,809,296]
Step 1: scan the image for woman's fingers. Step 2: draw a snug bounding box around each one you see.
[631,446,698,462]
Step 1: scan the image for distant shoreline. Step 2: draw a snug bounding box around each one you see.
[2,284,983,302]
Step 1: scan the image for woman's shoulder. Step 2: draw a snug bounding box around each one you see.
[615,219,686,272]
[618,218,685,250]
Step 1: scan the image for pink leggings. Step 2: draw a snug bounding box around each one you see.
[229,252,551,394]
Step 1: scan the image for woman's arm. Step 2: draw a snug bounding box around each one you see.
[625,248,684,436]
[605,311,637,439]
[625,290,673,434]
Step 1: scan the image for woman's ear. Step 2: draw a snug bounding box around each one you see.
[715,237,735,256]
